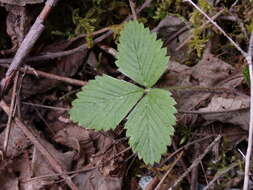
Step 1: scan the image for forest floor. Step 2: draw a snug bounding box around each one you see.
[0,0,252,190]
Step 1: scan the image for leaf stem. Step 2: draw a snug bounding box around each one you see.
[163,85,236,94]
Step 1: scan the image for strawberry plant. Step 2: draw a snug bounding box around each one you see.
[69,20,177,164]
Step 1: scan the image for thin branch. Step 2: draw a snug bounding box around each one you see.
[184,0,247,58]
[0,64,87,86]
[0,0,60,97]
[243,31,253,190]
[200,161,209,187]
[3,73,19,154]
[99,45,117,57]
[155,151,184,190]
[129,0,137,20]
[138,0,153,12]
[0,0,155,90]
[203,162,240,190]
[0,0,155,65]
[23,166,96,182]
[22,102,69,111]
[160,136,213,166]
[176,9,225,51]
[0,100,80,190]
[168,135,222,189]
[190,144,200,190]
[0,29,112,64]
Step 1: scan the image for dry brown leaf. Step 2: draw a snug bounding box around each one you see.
[0,123,31,158]
[160,52,249,130]
[153,15,190,62]
[21,38,88,97]
[198,96,249,130]
[73,168,122,190]
[54,121,126,190]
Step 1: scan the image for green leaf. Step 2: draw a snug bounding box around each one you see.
[69,20,178,165]
[116,20,168,88]
[125,88,177,164]
[69,75,144,130]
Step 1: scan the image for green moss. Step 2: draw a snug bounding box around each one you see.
[242,66,250,86]
[72,9,96,48]
[46,0,128,43]
[153,0,182,20]
[188,0,214,57]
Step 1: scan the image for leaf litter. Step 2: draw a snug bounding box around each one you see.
[0,0,252,189]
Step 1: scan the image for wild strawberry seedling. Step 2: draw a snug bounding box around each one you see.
[70,20,177,164]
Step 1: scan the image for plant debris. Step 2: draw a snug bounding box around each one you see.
[0,0,253,189]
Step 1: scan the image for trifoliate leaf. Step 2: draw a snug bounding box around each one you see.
[116,20,168,88]
[125,88,177,164]
[70,75,144,130]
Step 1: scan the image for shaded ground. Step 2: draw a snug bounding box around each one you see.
[0,0,252,189]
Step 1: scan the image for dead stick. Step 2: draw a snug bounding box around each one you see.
[160,136,213,166]
[24,166,96,182]
[0,0,155,87]
[243,31,253,190]
[0,29,112,64]
[155,151,184,190]
[168,135,222,189]
[0,0,154,94]
[24,67,87,86]
[0,0,59,96]
[22,102,69,111]
[0,64,87,86]
[204,162,240,190]
[0,100,80,190]
[138,0,153,12]
[3,73,19,155]
[190,144,200,190]
[129,0,137,20]
[176,9,224,51]
[0,0,153,65]
[184,0,247,57]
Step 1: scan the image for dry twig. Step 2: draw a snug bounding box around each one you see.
[183,0,247,58]
[0,64,87,86]
[0,0,59,97]
[243,31,253,190]
[168,135,222,189]
[0,0,153,65]
[155,151,184,190]
[3,73,19,155]
[176,9,225,51]
[203,162,240,190]
[179,3,253,188]
[129,0,137,20]
[22,102,69,111]
[0,100,80,190]
[160,136,213,166]
[0,30,112,64]
[190,144,200,190]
